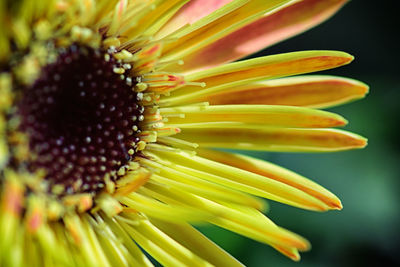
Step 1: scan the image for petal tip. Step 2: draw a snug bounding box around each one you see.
[329,51,354,65]
[343,53,354,64]
[331,198,343,210]
[299,239,312,252]
[359,82,370,96]
[349,78,369,97]
[320,194,343,211]
[331,113,348,127]
[337,117,348,126]
[342,133,368,150]
[291,254,301,262]
[355,136,368,149]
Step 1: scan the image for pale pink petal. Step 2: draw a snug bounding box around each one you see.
[172,0,348,72]
[157,0,233,37]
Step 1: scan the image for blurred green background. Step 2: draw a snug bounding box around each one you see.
[198,1,400,266]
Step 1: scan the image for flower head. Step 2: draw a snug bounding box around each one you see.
[0,0,367,266]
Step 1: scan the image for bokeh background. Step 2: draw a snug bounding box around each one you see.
[198,1,400,266]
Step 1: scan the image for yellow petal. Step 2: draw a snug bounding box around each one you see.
[196,75,369,108]
[151,219,245,267]
[88,215,152,267]
[64,214,111,267]
[160,104,347,128]
[142,182,311,251]
[100,215,154,267]
[197,149,342,210]
[120,191,212,223]
[0,171,24,263]
[175,126,367,152]
[34,223,72,265]
[118,218,214,267]
[146,145,337,211]
[160,50,354,106]
[139,156,264,210]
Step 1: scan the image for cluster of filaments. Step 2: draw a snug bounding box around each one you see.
[17,43,144,195]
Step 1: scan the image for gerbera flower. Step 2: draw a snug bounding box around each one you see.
[0,0,367,266]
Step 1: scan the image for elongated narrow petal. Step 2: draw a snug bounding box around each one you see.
[161,0,292,60]
[96,215,154,267]
[146,145,339,211]
[161,104,347,128]
[142,181,311,251]
[157,0,234,37]
[196,75,369,108]
[151,219,245,267]
[118,218,214,267]
[122,0,191,38]
[197,149,342,209]
[175,127,367,152]
[64,215,111,266]
[273,245,301,261]
[160,51,354,106]
[139,157,265,210]
[154,182,309,251]
[168,0,349,72]
[120,192,212,223]
[0,175,24,265]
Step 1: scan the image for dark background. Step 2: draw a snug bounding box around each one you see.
[199,1,400,266]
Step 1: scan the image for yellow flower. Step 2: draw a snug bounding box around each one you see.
[0,0,367,266]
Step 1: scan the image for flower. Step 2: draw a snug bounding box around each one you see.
[0,0,367,266]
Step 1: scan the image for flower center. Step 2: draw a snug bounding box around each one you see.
[17,44,143,195]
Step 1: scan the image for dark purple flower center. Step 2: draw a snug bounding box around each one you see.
[17,45,143,194]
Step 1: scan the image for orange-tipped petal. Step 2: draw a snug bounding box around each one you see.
[272,245,301,261]
[169,0,349,72]
[141,179,312,248]
[147,145,338,211]
[197,75,369,108]
[161,50,354,106]
[197,149,343,210]
[176,127,367,152]
[161,105,347,128]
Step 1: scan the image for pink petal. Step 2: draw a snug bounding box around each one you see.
[172,0,348,72]
[157,0,233,37]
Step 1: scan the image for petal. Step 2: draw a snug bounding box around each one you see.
[175,126,367,152]
[118,218,214,267]
[138,157,265,210]
[197,149,342,210]
[163,0,348,72]
[87,215,146,266]
[151,220,245,267]
[196,75,369,108]
[64,215,111,266]
[140,179,311,250]
[118,0,190,39]
[146,145,341,211]
[160,0,293,61]
[157,0,234,37]
[273,245,301,261]
[120,192,212,223]
[99,215,155,267]
[160,104,347,128]
[160,50,354,106]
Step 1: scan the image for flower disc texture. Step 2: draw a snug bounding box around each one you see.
[0,0,367,266]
